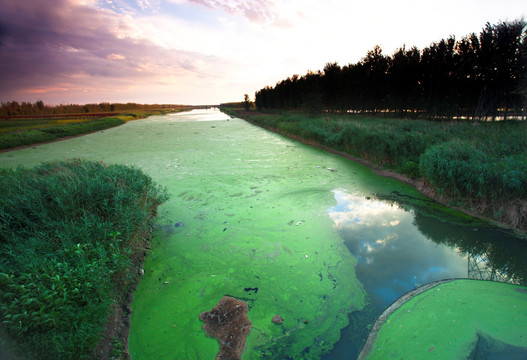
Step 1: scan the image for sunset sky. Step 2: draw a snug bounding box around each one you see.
[0,0,525,105]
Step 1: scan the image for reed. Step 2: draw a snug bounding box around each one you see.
[0,159,169,359]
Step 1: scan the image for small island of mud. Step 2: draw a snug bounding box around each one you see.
[199,296,252,360]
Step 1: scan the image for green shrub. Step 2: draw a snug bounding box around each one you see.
[419,141,527,202]
[0,159,169,359]
[40,118,125,138]
[419,141,485,197]
[401,160,420,178]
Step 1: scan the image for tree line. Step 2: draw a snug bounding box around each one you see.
[0,101,185,117]
[255,20,527,120]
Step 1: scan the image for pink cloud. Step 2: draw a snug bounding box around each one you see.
[24,87,70,94]
[187,0,277,24]
[0,0,228,103]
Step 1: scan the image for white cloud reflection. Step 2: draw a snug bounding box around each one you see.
[329,189,406,229]
[328,189,468,306]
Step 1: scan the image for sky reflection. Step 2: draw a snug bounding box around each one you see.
[168,108,231,121]
[328,189,468,308]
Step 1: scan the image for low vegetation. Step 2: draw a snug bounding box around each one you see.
[0,159,169,359]
[0,102,192,151]
[223,108,527,231]
[0,117,126,150]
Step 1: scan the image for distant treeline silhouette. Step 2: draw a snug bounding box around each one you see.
[255,20,527,120]
[0,101,185,117]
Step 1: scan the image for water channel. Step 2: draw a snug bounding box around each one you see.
[1,109,526,359]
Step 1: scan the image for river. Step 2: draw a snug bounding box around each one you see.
[1,108,525,359]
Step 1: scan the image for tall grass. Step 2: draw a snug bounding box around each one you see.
[0,159,169,359]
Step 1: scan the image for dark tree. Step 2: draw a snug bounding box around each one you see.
[361,45,389,113]
[253,19,526,120]
[387,45,421,116]
[322,62,343,112]
[301,71,323,114]
[244,94,251,111]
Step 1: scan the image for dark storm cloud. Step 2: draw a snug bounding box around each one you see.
[0,0,218,100]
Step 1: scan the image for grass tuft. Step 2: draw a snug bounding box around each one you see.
[0,159,169,359]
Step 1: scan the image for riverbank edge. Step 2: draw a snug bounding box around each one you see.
[223,109,525,235]
[94,226,153,360]
[0,109,190,154]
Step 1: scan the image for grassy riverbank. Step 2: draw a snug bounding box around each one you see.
[0,159,169,359]
[223,108,527,231]
[0,108,189,151]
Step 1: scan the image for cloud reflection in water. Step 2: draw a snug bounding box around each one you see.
[328,189,467,307]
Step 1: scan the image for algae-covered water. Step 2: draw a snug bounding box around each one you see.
[1,109,526,359]
[363,279,527,359]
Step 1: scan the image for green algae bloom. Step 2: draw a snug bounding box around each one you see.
[3,109,526,359]
[0,109,368,358]
[125,111,367,359]
[362,279,527,359]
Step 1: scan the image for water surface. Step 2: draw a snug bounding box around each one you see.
[1,108,525,359]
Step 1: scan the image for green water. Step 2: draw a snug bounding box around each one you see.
[365,280,527,359]
[1,109,526,359]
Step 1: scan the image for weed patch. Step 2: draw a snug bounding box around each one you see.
[0,159,169,359]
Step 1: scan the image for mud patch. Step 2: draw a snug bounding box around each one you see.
[199,296,252,360]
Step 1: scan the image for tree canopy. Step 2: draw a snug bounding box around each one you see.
[255,20,527,120]
[0,102,182,117]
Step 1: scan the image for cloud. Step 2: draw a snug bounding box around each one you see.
[107,53,127,60]
[187,0,275,23]
[177,0,294,28]
[25,87,70,94]
[2,0,524,105]
[136,0,151,11]
[0,0,232,103]
[328,190,468,305]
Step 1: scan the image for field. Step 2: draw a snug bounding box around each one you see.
[0,109,187,151]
